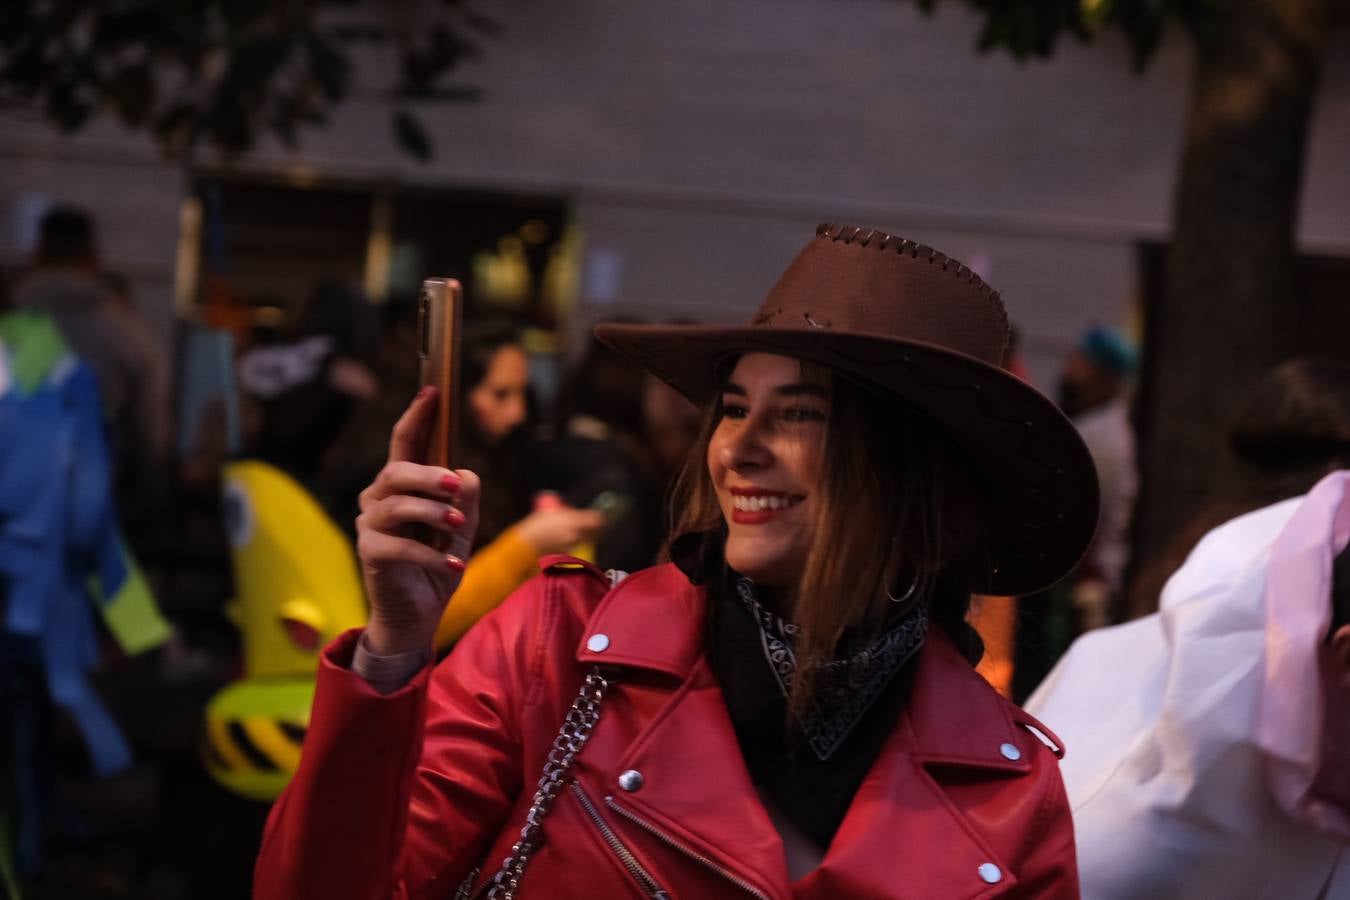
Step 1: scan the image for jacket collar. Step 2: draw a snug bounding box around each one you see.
[576,561,1030,774]
[901,627,1030,773]
[576,562,707,680]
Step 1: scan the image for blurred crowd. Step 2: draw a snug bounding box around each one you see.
[2,205,1348,898]
[0,206,702,898]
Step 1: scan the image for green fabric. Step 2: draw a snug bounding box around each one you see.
[0,311,70,395]
[88,549,171,655]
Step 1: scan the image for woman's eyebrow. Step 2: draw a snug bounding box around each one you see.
[720,382,827,398]
[775,383,829,398]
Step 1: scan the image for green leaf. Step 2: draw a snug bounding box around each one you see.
[1080,0,1113,28]
[231,36,294,87]
[152,100,198,144]
[93,8,162,48]
[0,0,493,157]
[0,5,36,50]
[388,84,482,102]
[220,0,272,31]
[110,64,155,127]
[922,0,1204,68]
[202,90,253,155]
[273,103,300,149]
[461,9,505,37]
[329,23,389,42]
[393,109,433,161]
[1,36,49,94]
[306,33,352,101]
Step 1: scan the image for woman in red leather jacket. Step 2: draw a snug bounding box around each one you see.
[255,224,1099,899]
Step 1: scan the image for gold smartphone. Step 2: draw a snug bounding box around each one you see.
[417,277,463,469]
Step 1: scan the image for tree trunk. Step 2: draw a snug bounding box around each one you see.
[1128,0,1329,615]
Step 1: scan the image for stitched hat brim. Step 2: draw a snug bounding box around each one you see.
[595,321,1100,596]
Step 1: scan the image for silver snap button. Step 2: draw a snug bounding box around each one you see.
[999,742,1022,761]
[978,862,1002,884]
[586,633,610,653]
[618,769,644,792]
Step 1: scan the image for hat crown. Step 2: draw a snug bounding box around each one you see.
[751,223,1009,366]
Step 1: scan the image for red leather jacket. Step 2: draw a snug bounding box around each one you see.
[255,558,1078,899]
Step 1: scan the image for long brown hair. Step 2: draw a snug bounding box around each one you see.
[667,359,987,721]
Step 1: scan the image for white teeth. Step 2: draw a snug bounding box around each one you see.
[733,494,797,512]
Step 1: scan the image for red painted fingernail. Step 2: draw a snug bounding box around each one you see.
[443,507,465,527]
[446,555,466,572]
[440,473,460,493]
[417,385,434,400]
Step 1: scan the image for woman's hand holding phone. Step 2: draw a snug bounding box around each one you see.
[357,385,478,657]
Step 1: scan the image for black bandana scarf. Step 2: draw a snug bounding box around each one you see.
[733,576,928,762]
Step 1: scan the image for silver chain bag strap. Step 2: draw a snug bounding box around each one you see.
[471,568,627,900]
[481,666,613,899]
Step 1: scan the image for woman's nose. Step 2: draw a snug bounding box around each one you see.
[505,396,527,430]
[721,418,773,471]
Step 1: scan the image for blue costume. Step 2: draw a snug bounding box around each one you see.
[0,310,168,873]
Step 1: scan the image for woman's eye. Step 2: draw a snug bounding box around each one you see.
[721,402,748,420]
[782,406,826,423]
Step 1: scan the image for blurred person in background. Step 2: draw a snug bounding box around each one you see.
[1128,356,1350,619]
[1027,355,1350,898]
[529,332,668,573]
[317,292,426,528]
[428,319,603,650]
[1002,323,1031,383]
[13,205,170,469]
[1014,324,1138,700]
[641,370,702,484]
[1057,324,1138,619]
[103,270,133,311]
[255,225,1094,899]
[1,278,171,884]
[236,279,381,487]
[453,319,534,546]
[968,322,1036,698]
[638,318,706,493]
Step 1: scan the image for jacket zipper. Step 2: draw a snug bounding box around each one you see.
[569,781,671,899]
[604,796,771,900]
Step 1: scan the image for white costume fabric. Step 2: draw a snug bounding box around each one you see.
[1027,472,1350,899]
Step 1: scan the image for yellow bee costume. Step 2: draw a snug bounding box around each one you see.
[202,461,365,801]
[204,461,552,800]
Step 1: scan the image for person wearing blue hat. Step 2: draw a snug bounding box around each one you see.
[1014,325,1139,701]
[1058,325,1139,623]
[1058,323,1134,604]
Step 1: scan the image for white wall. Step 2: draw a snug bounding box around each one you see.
[2,0,1347,392]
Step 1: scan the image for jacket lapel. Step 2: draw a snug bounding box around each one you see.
[803,635,1029,899]
[576,564,791,898]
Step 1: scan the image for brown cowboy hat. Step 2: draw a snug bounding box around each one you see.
[594,222,1100,596]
